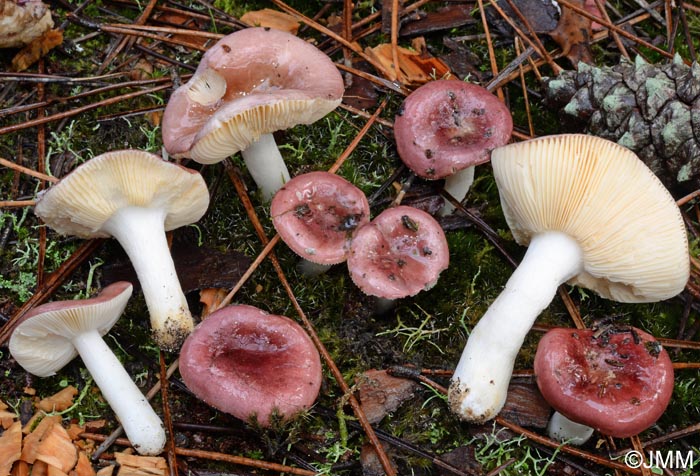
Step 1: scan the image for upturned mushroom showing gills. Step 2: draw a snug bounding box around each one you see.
[534,325,674,440]
[271,171,370,266]
[347,205,449,299]
[393,79,512,215]
[33,150,210,351]
[162,27,345,201]
[179,304,322,426]
[9,282,166,455]
[448,134,689,423]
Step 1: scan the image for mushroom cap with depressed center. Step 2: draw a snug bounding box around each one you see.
[347,206,449,299]
[179,304,322,426]
[394,79,513,179]
[534,326,674,438]
[491,134,689,302]
[9,282,133,377]
[34,150,209,239]
[162,27,345,163]
[271,171,370,265]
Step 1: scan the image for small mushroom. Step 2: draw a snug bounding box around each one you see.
[448,134,689,423]
[179,304,322,426]
[34,150,210,351]
[9,282,166,455]
[534,326,674,440]
[271,171,370,272]
[162,27,345,200]
[394,80,512,215]
[347,205,449,300]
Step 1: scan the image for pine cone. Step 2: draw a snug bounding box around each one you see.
[544,56,700,197]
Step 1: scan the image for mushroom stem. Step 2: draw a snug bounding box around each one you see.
[448,231,583,422]
[72,329,166,455]
[440,166,475,216]
[241,133,291,201]
[547,411,594,445]
[102,206,193,351]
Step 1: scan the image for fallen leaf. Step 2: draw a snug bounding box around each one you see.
[36,386,78,413]
[68,453,95,476]
[399,4,475,37]
[199,288,228,319]
[0,421,22,475]
[11,29,63,72]
[357,369,419,424]
[34,424,77,472]
[364,41,452,85]
[240,8,300,34]
[10,460,30,476]
[20,415,62,463]
[114,453,167,476]
[549,0,593,66]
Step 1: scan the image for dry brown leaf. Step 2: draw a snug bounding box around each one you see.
[240,8,300,34]
[30,461,48,476]
[20,415,62,463]
[199,288,228,319]
[69,453,95,476]
[94,466,115,476]
[10,460,30,476]
[11,29,63,72]
[364,42,452,86]
[151,12,211,49]
[36,386,78,413]
[46,464,70,476]
[0,421,22,475]
[23,388,36,396]
[0,409,17,430]
[549,0,593,66]
[34,424,77,472]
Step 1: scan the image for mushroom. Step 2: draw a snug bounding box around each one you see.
[271,171,370,274]
[347,205,449,300]
[393,79,512,215]
[179,304,322,426]
[534,325,674,441]
[448,134,689,423]
[33,150,210,351]
[162,27,345,200]
[9,282,166,455]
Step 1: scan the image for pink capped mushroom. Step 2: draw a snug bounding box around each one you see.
[179,304,322,426]
[271,171,370,272]
[162,27,345,200]
[347,205,449,300]
[394,79,512,215]
[534,325,674,441]
[9,282,166,455]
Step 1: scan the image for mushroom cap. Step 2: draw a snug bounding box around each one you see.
[491,134,689,303]
[534,326,674,438]
[9,282,133,377]
[271,171,370,265]
[179,304,322,426]
[393,79,513,179]
[162,27,345,163]
[34,150,209,239]
[347,205,449,299]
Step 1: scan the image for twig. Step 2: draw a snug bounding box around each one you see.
[0,157,58,183]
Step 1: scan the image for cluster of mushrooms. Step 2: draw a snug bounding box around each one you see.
[8,26,691,458]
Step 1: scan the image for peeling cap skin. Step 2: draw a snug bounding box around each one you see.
[10,282,167,456]
[347,206,449,299]
[179,304,323,426]
[534,326,674,438]
[271,171,370,265]
[34,150,210,351]
[394,79,512,180]
[449,134,689,424]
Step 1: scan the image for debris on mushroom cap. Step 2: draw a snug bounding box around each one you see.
[179,304,323,426]
[534,326,674,438]
[162,27,344,163]
[347,205,449,299]
[394,79,513,179]
[33,149,209,239]
[0,0,54,49]
[491,133,689,302]
[9,282,133,377]
[271,171,371,265]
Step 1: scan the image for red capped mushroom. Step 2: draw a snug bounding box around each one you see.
[347,205,449,299]
[179,304,322,426]
[271,171,370,267]
[534,325,674,440]
[394,80,512,215]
